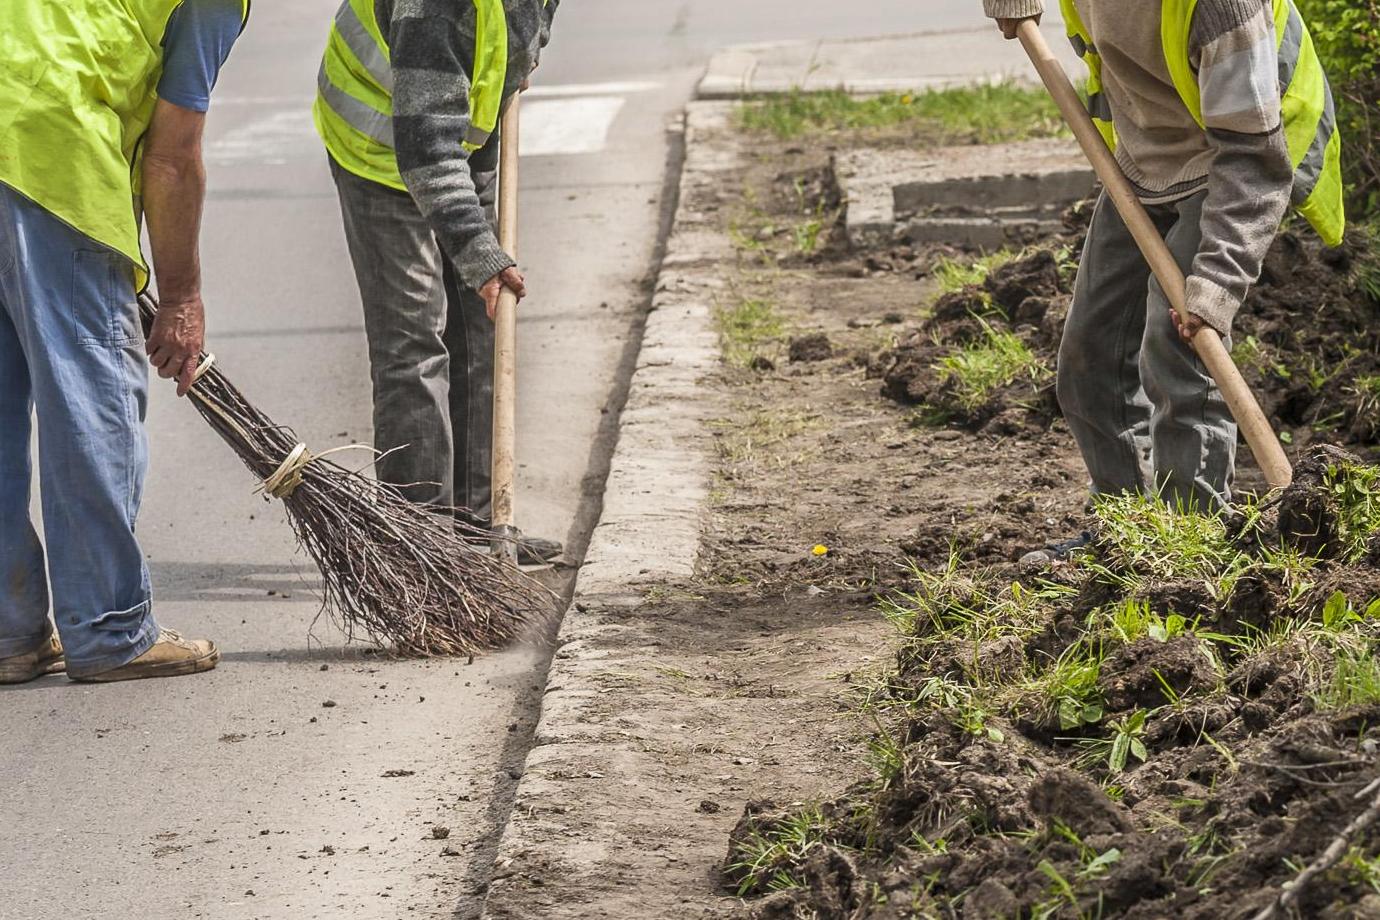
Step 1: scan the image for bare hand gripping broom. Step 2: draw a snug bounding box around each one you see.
[1016,19,1294,490]
[136,121,549,657]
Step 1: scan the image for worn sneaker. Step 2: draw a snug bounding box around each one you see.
[73,629,219,683]
[1019,531,1094,568]
[0,634,65,684]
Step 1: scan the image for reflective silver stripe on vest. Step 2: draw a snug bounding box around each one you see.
[1292,75,1335,203]
[334,1,393,93]
[465,125,491,148]
[1086,92,1113,122]
[1277,4,1304,95]
[1069,33,1088,57]
[318,61,395,148]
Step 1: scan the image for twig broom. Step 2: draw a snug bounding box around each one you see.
[136,292,551,657]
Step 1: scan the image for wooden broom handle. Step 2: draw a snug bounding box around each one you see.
[491,97,520,560]
[1016,20,1293,490]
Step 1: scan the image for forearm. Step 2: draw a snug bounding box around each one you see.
[1188,129,1292,334]
[390,15,514,290]
[1187,0,1294,334]
[984,0,1043,18]
[142,148,206,302]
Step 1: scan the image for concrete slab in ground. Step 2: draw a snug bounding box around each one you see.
[835,139,1096,250]
[698,25,1079,98]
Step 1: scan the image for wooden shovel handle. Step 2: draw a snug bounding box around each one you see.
[1016,20,1293,490]
[491,97,520,557]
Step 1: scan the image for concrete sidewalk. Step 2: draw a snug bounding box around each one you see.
[698,24,1078,98]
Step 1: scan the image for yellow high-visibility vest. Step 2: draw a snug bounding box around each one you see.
[313,0,518,191]
[1060,0,1346,246]
[0,0,249,289]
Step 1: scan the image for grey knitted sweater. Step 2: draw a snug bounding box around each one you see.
[984,0,1294,334]
[378,0,558,290]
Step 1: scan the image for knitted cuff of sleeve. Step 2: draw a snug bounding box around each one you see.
[983,0,1045,19]
[1185,274,1243,337]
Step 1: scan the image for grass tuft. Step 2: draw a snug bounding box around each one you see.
[717,296,785,367]
[933,319,1051,412]
[1314,646,1380,711]
[1090,492,1237,584]
[725,806,835,896]
[931,249,1023,295]
[1325,460,1380,561]
[737,83,1066,145]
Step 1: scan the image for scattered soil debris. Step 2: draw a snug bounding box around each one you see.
[705,91,1380,920]
[726,448,1380,919]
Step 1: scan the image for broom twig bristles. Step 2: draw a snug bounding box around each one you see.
[139,294,554,657]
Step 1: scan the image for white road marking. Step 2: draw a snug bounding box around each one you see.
[207,109,319,165]
[207,82,654,164]
[213,82,658,107]
[519,96,625,156]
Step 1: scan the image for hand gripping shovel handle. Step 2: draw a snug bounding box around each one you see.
[1015,20,1293,490]
[491,98,521,564]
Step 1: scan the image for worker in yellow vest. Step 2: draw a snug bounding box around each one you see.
[314,0,564,566]
[987,0,1345,564]
[0,0,249,683]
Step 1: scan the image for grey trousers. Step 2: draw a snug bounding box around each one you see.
[1058,191,1235,511]
[330,156,497,524]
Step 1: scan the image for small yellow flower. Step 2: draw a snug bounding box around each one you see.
[812,544,829,557]
[900,93,914,105]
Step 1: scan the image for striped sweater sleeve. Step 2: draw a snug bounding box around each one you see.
[983,0,1044,18]
[387,1,514,290]
[1185,0,1294,334]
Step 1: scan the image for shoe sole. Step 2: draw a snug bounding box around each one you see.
[71,647,220,683]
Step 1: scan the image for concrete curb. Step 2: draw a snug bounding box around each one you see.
[478,102,735,919]
[835,140,1095,250]
[698,25,1078,98]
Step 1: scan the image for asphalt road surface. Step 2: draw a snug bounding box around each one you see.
[1,3,988,918]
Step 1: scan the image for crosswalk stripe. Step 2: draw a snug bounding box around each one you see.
[208,82,655,164]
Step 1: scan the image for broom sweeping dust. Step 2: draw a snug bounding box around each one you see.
[138,102,551,657]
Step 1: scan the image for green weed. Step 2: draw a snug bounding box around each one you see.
[1021,643,1106,731]
[1031,822,1122,919]
[1102,598,1190,644]
[1343,846,1380,895]
[1351,373,1380,421]
[1072,710,1149,774]
[1089,492,1241,592]
[1232,336,1292,379]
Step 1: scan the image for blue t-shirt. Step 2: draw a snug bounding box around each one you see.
[157,0,247,113]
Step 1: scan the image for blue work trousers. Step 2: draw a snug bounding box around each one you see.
[0,184,160,676]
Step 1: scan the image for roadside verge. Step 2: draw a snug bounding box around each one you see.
[480,102,731,918]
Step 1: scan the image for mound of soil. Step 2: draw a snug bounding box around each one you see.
[873,223,1380,458]
[877,249,1072,431]
[725,446,1380,920]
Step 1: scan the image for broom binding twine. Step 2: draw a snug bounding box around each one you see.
[261,442,312,499]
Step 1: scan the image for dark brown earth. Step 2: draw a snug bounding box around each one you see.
[708,107,1380,919]
[726,447,1380,920]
